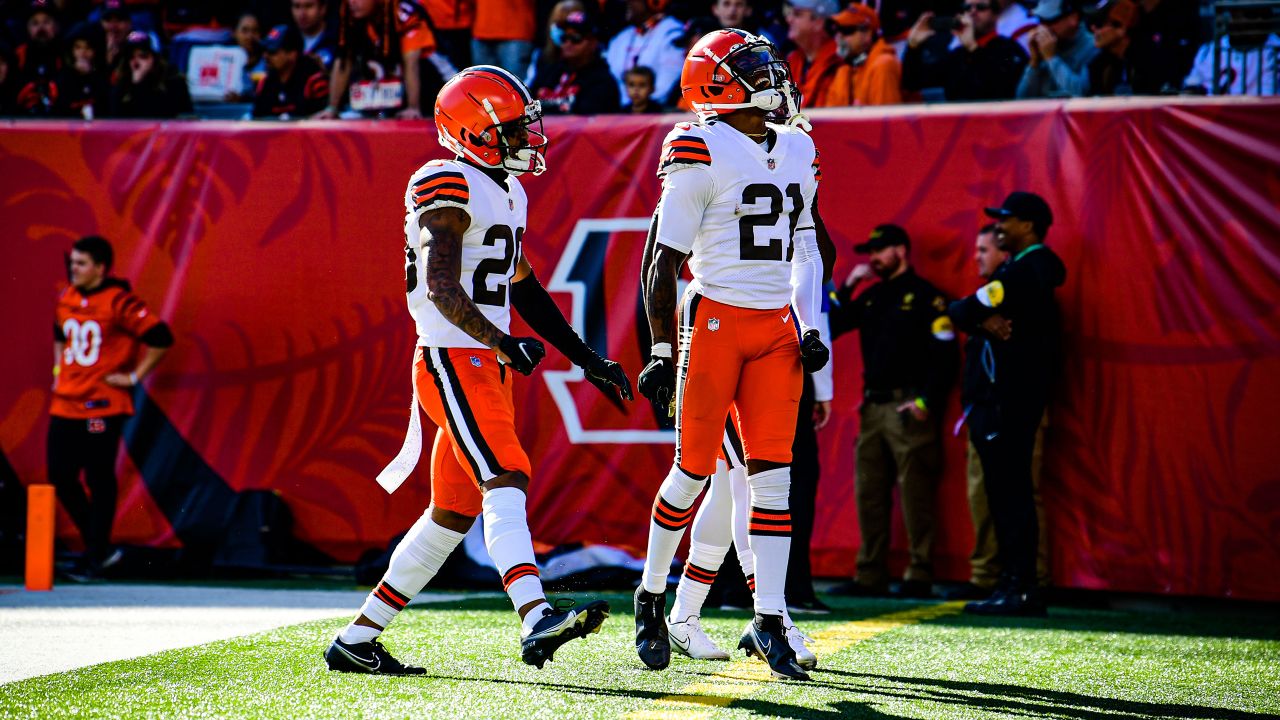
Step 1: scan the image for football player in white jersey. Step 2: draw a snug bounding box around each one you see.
[633,30,835,681]
[325,65,632,675]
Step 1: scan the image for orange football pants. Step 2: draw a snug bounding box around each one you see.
[675,293,803,477]
[414,346,532,516]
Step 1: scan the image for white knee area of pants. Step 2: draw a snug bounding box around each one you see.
[661,464,707,507]
[482,486,532,571]
[748,467,791,511]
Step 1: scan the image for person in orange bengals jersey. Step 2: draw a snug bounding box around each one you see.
[633,29,834,681]
[51,235,173,582]
[325,65,632,676]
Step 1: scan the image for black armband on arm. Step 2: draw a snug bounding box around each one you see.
[140,322,175,348]
[510,274,596,367]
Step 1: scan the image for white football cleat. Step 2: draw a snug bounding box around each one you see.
[667,615,730,661]
[785,622,818,670]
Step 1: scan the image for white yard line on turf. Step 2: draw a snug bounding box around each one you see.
[0,584,472,685]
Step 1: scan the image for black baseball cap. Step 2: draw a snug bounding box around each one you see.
[854,223,910,253]
[101,0,127,20]
[263,24,302,53]
[984,191,1054,228]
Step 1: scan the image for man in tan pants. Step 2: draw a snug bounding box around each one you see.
[829,225,958,598]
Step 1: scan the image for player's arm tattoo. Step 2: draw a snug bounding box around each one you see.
[421,208,506,349]
[645,243,688,347]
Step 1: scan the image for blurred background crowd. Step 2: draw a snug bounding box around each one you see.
[0,0,1275,120]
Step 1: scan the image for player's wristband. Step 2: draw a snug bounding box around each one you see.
[52,365,60,377]
[651,342,672,359]
[914,397,927,411]
[129,372,139,385]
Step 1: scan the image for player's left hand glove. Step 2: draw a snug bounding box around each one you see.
[800,329,830,373]
[584,353,634,410]
[637,356,676,418]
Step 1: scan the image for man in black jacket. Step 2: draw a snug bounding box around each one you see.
[903,1,1030,100]
[948,192,1066,616]
[253,25,331,119]
[829,224,958,598]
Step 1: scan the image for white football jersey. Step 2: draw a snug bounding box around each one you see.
[402,159,528,349]
[653,119,821,310]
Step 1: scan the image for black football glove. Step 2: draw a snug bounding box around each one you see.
[637,356,676,418]
[800,329,830,373]
[583,353,634,411]
[499,335,546,376]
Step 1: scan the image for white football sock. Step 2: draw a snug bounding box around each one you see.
[521,601,552,634]
[671,461,734,620]
[746,467,792,616]
[345,507,467,636]
[728,463,756,577]
[482,487,546,614]
[642,464,707,594]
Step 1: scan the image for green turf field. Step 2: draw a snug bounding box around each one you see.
[4,593,1278,719]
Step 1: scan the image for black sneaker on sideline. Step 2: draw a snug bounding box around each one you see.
[942,582,995,601]
[634,586,670,670]
[324,637,426,675]
[521,598,610,669]
[827,580,890,598]
[892,580,935,599]
[964,586,1047,617]
[738,613,810,681]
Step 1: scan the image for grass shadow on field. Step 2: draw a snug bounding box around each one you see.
[417,673,899,719]
[800,668,1279,720]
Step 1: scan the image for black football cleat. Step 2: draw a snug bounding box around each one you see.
[521,598,610,669]
[964,585,1047,617]
[738,613,810,681]
[634,586,671,670]
[324,636,427,675]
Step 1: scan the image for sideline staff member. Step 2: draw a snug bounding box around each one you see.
[51,236,173,580]
[949,192,1065,616]
[830,224,957,598]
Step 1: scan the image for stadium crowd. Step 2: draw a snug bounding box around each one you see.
[0,0,1273,119]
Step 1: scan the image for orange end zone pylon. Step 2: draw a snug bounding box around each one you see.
[26,484,55,591]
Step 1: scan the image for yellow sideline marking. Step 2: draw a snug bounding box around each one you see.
[625,601,964,720]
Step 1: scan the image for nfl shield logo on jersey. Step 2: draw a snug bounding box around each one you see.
[708,318,720,332]
[767,158,776,170]
[470,355,482,367]
[508,198,514,211]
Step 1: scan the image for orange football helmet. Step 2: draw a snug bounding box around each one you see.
[434,65,548,176]
[680,29,803,125]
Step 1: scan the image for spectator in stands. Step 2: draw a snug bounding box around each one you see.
[423,0,472,69]
[292,0,338,69]
[711,0,756,33]
[1128,0,1200,94]
[318,0,450,119]
[524,0,583,86]
[253,24,329,118]
[1086,0,1141,96]
[99,0,131,70]
[784,0,841,107]
[604,0,685,107]
[529,10,619,114]
[109,30,192,118]
[472,0,534,75]
[904,1,1029,101]
[1016,0,1098,98]
[622,64,662,113]
[227,12,266,102]
[1182,8,1279,96]
[827,2,903,106]
[15,0,62,115]
[0,43,19,115]
[54,22,109,118]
